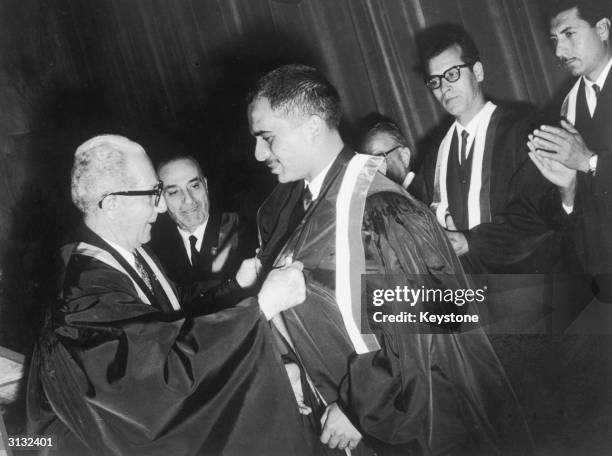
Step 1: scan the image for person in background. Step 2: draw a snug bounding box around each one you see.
[360,119,414,189]
[151,156,243,287]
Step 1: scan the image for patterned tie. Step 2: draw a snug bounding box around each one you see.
[133,252,154,293]
[302,185,313,212]
[460,129,469,165]
[189,235,199,268]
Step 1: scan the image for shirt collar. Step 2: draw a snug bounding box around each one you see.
[177,220,207,252]
[584,56,612,90]
[102,237,137,270]
[304,158,335,200]
[454,101,494,137]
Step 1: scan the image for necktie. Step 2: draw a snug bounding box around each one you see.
[460,130,469,165]
[189,234,199,268]
[593,84,601,100]
[133,252,154,293]
[302,185,313,212]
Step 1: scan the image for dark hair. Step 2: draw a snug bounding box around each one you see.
[362,120,409,149]
[547,0,611,26]
[417,23,480,74]
[247,64,342,128]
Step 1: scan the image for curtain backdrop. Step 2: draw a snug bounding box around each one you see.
[0,0,571,352]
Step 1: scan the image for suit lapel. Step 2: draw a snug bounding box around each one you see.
[283,148,354,269]
[199,212,221,272]
[590,70,612,149]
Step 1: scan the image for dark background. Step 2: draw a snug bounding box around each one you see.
[0,0,569,356]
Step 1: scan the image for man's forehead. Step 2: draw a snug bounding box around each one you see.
[367,133,396,152]
[550,7,583,33]
[249,96,303,130]
[428,45,463,73]
[159,159,202,183]
[127,154,157,185]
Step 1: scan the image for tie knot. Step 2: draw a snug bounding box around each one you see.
[302,185,313,211]
[189,235,198,248]
[461,130,469,141]
[593,84,601,99]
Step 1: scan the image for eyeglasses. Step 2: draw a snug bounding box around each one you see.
[98,181,163,209]
[376,145,403,159]
[425,63,473,90]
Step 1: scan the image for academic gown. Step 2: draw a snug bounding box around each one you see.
[413,104,570,274]
[26,225,311,456]
[258,148,533,455]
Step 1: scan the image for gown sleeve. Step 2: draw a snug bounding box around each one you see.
[28,256,310,456]
[339,192,534,455]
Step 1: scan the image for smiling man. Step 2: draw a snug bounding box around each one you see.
[413,23,560,273]
[26,134,311,455]
[248,64,532,455]
[151,156,242,286]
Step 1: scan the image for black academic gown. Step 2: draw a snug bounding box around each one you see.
[26,225,311,456]
[414,103,570,274]
[258,148,533,455]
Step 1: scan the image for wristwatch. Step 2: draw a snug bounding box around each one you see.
[588,154,598,175]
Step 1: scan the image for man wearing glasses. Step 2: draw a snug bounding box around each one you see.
[27,134,312,455]
[414,24,557,273]
[360,119,414,189]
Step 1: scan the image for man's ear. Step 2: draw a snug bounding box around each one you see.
[306,114,325,141]
[596,17,610,42]
[473,61,484,83]
[100,195,118,217]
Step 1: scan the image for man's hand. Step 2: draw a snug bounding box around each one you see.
[528,134,577,187]
[446,231,469,256]
[530,120,594,172]
[235,257,262,288]
[284,363,312,415]
[257,260,306,319]
[444,215,469,256]
[320,402,362,451]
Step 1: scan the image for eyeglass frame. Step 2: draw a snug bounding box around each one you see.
[375,144,403,159]
[98,181,163,209]
[424,63,474,91]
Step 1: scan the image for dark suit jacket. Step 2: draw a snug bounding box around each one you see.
[150,211,242,286]
[571,70,612,276]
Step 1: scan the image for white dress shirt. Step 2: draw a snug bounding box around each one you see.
[177,220,208,264]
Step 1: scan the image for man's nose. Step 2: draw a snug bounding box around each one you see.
[254,139,269,162]
[183,190,194,204]
[155,196,167,214]
[440,78,452,93]
[554,38,567,59]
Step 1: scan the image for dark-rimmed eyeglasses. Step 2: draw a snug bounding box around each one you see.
[98,181,163,209]
[375,145,402,159]
[425,63,472,90]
